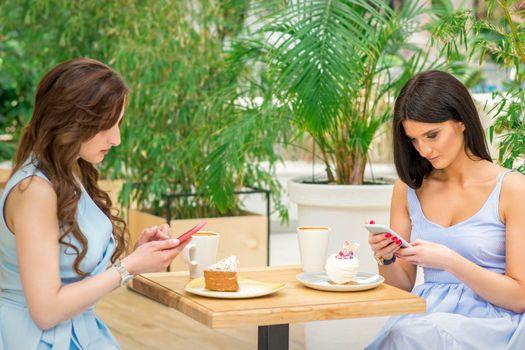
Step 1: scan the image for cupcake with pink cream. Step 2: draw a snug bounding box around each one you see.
[325,240,359,284]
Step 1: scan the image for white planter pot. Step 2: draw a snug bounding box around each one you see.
[288,178,394,274]
[288,178,394,349]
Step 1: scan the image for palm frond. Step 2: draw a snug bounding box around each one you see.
[257,0,396,134]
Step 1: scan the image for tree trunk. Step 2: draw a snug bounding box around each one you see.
[349,151,366,184]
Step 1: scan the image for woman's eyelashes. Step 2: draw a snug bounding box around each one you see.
[408,132,438,144]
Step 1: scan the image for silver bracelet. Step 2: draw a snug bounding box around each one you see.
[113,259,134,286]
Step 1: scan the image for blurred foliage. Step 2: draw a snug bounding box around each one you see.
[3,0,520,222]
[0,31,34,160]
[0,0,286,220]
[430,0,525,174]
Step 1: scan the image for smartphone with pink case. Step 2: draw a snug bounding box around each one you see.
[176,222,207,243]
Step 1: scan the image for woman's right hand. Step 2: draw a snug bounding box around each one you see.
[134,224,172,249]
[121,238,189,275]
[368,232,402,260]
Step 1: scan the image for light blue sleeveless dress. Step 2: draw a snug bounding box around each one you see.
[366,170,525,349]
[0,159,121,349]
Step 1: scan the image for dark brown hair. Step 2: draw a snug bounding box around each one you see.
[393,70,492,188]
[12,57,129,277]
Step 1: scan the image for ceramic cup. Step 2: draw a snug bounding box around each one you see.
[297,226,331,272]
[182,231,220,279]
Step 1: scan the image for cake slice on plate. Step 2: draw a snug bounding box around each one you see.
[204,256,239,292]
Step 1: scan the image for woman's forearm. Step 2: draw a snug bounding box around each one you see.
[30,267,121,330]
[446,253,525,313]
[379,261,415,292]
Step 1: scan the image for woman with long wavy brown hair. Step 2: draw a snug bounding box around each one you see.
[0,58,186,349]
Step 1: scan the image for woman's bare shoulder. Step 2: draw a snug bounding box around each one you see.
[9,176,56,203]
[392,179,409,205]
[500,171,525,216]
[502,170,525,194]
[5,176,57,233]
[393,178,408,190]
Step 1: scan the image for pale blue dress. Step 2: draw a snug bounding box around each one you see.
[366,170,525,349]
[0,159,121,349]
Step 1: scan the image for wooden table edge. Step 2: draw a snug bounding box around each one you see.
[129,275,216,327]
[207,296,425,328]
[129,273,426,329]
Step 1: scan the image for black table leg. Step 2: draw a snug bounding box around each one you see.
[258,324,289,350]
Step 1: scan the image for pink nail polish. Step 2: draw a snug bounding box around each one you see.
[385,233,392,238]
[397,241,402,245]
[391,237,397,241]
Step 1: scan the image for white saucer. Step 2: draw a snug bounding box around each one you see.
[296,272,384,292]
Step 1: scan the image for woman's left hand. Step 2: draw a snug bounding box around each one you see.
[396,240,457,270]
[134,224,172,249]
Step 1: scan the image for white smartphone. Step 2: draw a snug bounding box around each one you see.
[365,223,412,248]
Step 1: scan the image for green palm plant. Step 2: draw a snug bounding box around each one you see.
[203,0,437,196]
[265,0,425,184]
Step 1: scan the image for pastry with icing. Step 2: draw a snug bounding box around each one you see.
[325,241,359,284]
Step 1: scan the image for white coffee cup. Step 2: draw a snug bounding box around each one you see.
[183,231,220,279]
[297,226,331,272]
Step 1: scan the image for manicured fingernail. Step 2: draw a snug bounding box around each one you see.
[368,219,375,224]
[397,241,402,245]
[385,233,392,238]
[391,237,397,240]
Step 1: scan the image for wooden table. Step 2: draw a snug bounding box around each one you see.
[96,286,306,349]
[129,266,425,350]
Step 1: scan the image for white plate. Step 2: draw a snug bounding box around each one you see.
[184,278,286,299]
[296,272,384,292]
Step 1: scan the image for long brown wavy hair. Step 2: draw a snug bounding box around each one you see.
[11,57,129,277]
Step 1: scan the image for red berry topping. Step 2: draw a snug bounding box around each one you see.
[335,240,359,259]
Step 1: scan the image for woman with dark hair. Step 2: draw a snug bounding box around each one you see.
[0,58,186,349]
[366,70,525,348]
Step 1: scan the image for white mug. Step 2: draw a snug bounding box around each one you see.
[182,231,220,279]
[297,226,331,272]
